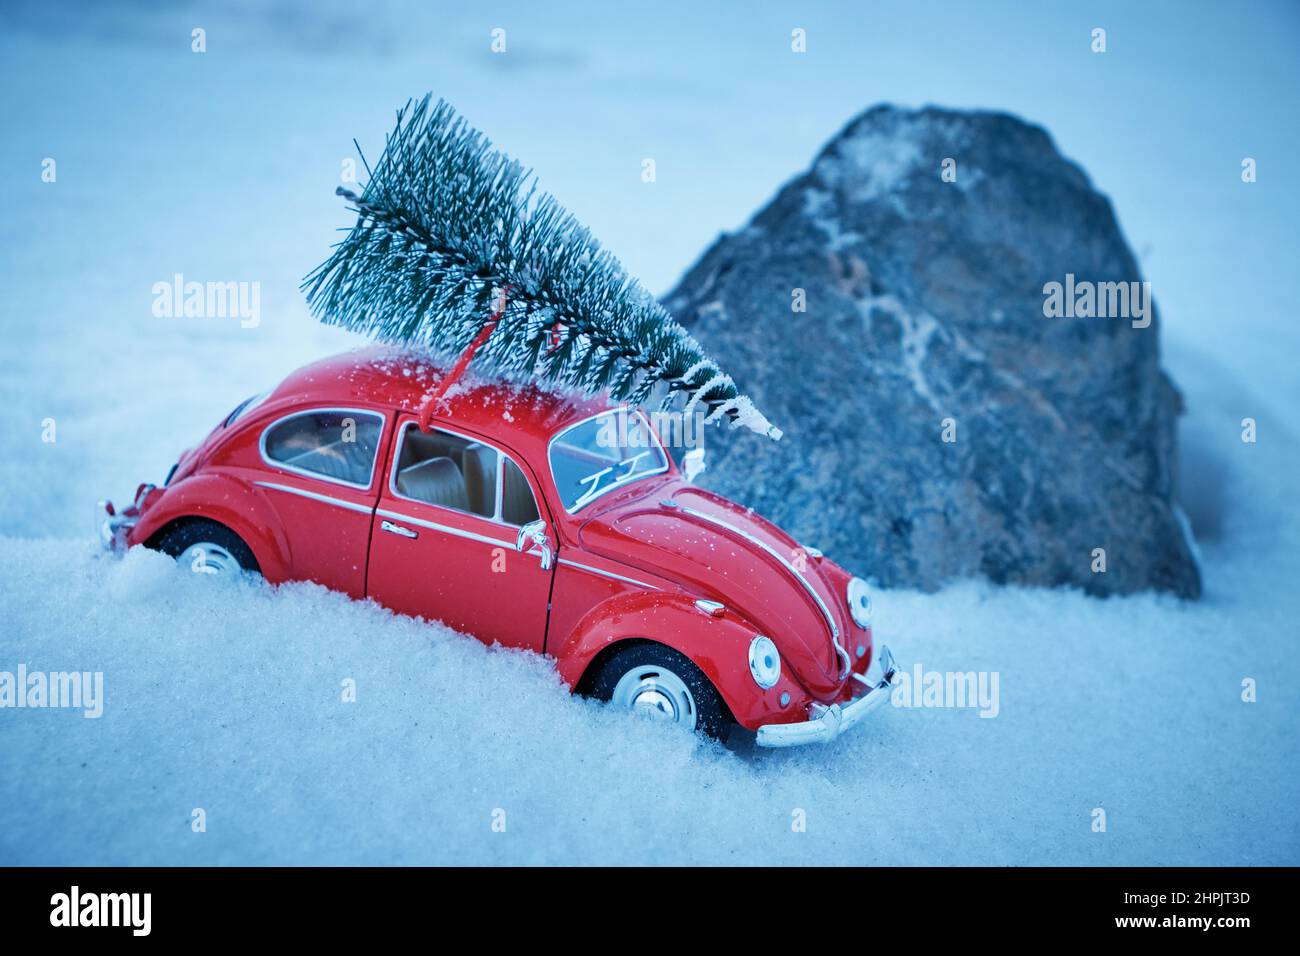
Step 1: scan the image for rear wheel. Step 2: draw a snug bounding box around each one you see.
[589,643,732,741]
[155,520,260,578]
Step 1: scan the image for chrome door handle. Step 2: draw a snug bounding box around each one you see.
[381,519,418,539]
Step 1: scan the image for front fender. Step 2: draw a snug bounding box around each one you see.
[552,590,814,731]
[127,472,293,581]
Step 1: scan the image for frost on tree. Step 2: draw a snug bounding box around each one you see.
[303,95,780,439]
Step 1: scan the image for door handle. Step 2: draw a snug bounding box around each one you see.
[381,519,418,539]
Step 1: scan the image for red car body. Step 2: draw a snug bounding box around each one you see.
[99,347,896,746]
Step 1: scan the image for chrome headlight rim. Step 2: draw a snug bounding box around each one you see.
[846,577,872,629]
[748,635,781,690]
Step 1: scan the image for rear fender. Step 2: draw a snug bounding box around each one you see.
[127,472,293,581]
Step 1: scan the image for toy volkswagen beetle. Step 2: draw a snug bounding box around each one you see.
[98,348,897,746]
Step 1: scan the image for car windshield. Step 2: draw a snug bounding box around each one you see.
[549,410,669,513]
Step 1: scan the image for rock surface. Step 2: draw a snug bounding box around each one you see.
[665,105,1201,598]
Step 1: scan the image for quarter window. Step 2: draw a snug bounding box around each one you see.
[502,458,540,525]
[262,409,383,487]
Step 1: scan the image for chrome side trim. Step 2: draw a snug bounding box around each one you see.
[253,481,375,515]
[375,508,514,550]
[557,558,659,591]
[671,502,850,677]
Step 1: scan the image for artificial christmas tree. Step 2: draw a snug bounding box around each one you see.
[303,95,780,439]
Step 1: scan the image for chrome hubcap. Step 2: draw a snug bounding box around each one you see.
[611,665,697,730]
[182,542,240,576]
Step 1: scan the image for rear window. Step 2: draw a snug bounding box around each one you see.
[262,409,384,488]
[224,390,271,427]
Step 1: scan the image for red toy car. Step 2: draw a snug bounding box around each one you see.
[98,348,897,746]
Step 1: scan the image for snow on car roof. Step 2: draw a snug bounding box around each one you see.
[269,346,616,454]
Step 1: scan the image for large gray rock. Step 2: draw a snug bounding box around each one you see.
[665,105,1200,598]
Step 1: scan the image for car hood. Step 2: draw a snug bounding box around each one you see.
[578,484,850,698]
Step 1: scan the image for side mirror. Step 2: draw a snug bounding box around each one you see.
[515,519,554,571]
[682,447,706,484]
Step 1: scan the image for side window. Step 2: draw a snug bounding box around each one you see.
[263,410,383,487]
[393,425,499,518]
[501,458,540,526]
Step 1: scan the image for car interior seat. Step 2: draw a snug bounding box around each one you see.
[396,457,469,512]
[459,443,498,517]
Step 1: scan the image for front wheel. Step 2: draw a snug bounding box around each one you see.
[589,643,732,741]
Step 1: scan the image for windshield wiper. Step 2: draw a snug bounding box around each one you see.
[573,451,655,509]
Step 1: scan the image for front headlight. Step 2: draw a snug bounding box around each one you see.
[846,577,872,629]
[748,636,781,689]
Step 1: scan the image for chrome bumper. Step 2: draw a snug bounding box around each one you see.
[96,495,144,555]
[755,645,898,748]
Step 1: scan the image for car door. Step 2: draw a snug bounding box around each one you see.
[366,416,554,652]
[253,405,387,598]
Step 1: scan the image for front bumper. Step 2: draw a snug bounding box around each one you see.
[755,644,898,748]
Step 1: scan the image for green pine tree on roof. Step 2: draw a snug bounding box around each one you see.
[303,95,780,440]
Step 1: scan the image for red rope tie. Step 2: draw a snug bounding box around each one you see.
[419,286,511,431]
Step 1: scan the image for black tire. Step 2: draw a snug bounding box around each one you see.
[589,642,733,742]
[154,519,261,576]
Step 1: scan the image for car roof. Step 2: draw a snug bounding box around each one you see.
[269,346,618,460]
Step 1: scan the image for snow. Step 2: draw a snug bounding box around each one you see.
[817,129,924,205]
[2,0,1298,865]
[2,521,1295,865]
[712,394,783,442]
[802,187,863,251]
[868,296,946,414]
